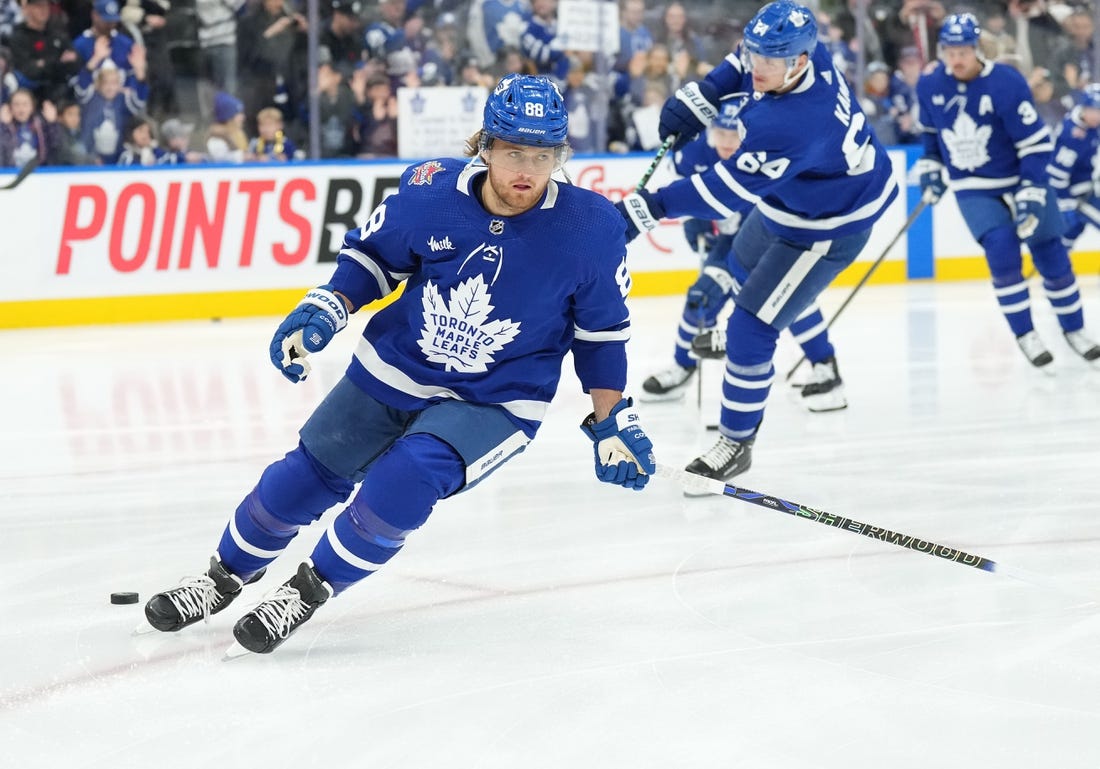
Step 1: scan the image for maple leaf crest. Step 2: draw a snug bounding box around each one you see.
[417,276,521,373]
[942,112,992,172]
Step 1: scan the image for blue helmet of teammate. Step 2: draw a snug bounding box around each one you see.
[741,1,818,65]
[1079,83,1100,110]
[713,100,743,130]
[938,13,981,47]
[482,75,568,147]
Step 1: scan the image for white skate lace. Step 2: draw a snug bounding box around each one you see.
[698,437,739,471]
[700,329,726,353]
[165,575,222,622]
[251,585,311,640]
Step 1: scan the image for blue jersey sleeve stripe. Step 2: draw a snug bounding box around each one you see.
[1015,127,1050,149]
[1018,143,1053,158]
[338,247,405,293]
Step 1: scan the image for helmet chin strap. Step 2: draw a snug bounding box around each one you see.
[780,55,810,90]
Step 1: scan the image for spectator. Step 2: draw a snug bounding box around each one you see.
[205,89,247,162]
[456,53,494,89]
[0,85,60,166]
[466,0,530,69]
[195,0,244,96]
[249,105,297,161]
[72,0,136,77]
[117,115,162,165]
[364,0,414,74]
[1030,67,1065,128]
[7,0,81,103]
[128,0,177,119]
[351,72,396,157]
[320,0,365,77]
[860,61,897,144]
[878,0,945,68]
[157,116,205,163]
[314,60,355,157]
[888,46,922,144]
[629,43,681,106]
[49,98,96,164]
[0,0,21,43]
[0,45,17,104]
[653,2,708,82]
[1004,0,1064,85]
[1049,8,1094,100]
[77,49,146,164]
[237,0,308,134]
[561,51,607,153]
[519,0,565,79]
[615,0,653,74]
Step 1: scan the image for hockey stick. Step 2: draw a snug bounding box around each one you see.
[657,463,1060,584]
[0,155,41,191]
[635,134,675,192]
[784,199,928,381]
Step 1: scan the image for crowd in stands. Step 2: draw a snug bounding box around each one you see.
[0,0,1095,167]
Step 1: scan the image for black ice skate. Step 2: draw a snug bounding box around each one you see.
[1016,330,1053,367]
[640,364,696,401]
[799,356,848,412]
[683,435,754,495]
[691,328,726,360]
[231,560,333,654]
[1064,330,1100,361]
[144,556,265,632]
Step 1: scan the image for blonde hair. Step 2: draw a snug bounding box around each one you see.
[257,107,284,125]
[463,129,486,157]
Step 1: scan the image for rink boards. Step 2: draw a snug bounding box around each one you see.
[1,147,1098,328]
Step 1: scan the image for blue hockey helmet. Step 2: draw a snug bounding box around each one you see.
[482,75,568,147]
[938,13,981,47]
[1079,83,1100,110]
[713,100,744,130]
[741,1,818,64]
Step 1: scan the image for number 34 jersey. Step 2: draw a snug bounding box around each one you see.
[653,44,898,242]
[329,157,633,438]
[916,59,1053,197]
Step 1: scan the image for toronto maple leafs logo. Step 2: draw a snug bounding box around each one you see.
[418,276,521,373]
[942,112,992,172]
[409,160,445,186]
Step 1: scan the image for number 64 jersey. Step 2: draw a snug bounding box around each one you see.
[652,44,898,242]
[915,59,1053,197]
[326,157,633,439]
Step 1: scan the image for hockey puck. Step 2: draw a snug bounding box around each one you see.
[110,591,139,605]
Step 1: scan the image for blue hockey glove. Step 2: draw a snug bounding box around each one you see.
[615,190,666,243]
[685,265,736,327]
[1014,183,1046,239]
[683,218,716,254]
[269,286,349,383]
[580,398,656,491]
[1061,208,1084,236]
[916,157,947,205]
[659,80,720,151]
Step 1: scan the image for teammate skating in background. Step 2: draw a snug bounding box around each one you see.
[640,100,848,413]
[1047,84,1100,254]
[916,13,1100,366]
[143,75,656,655]
[617,0,896,483]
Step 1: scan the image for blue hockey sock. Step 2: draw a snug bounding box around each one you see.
[1042,272,1085,332]
[990,273,1034,337]
[718,309,778,439]
[787,303,833,363]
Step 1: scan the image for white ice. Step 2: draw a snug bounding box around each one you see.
[2,280,1100,768]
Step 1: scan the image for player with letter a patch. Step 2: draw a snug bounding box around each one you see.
[615,0,896,487]
[142,75,656,655]
[915,13,1100,367]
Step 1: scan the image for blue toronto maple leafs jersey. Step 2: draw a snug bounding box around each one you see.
[673,134,745,248]
[328,157,633,438]
[1047,106,1100,207]
[916,60,1052,197]
[653,45,898,242]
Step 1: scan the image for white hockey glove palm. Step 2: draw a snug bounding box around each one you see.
[580,398,656,491]
[1014,183,1046,240]
[269,286,349,383]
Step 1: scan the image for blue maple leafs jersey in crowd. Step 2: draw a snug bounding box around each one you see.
[328,157,633,438]
[916,60,1053,197]
[653,45,898,242]
[1047,106,1100,206]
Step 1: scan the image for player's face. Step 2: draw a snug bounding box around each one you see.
[481,140,558,216]
[941,45,982,81]
[709,126,741,160]
[1082,106,1100,128]
[747,53,807,93]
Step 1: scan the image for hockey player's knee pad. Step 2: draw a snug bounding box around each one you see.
[355,433,466,532]
[725,306,780,369]
[256,442,355,526]
[979,226,1023,277]
[1029,237,1073,281]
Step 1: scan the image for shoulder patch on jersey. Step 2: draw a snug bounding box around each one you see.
[1073,127,1087,139]
[409,160,446,186]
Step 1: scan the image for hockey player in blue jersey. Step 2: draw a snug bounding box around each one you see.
[1047,84,1100,252]
[142,75,656,655]
[915,13,1100,366]
[616,0,897,484]
[640,100,849,414]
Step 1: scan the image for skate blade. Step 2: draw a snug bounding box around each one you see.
[222,641,253,661]
[132,620,159,636]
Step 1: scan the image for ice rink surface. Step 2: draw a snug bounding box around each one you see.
[2,279,1100,768]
